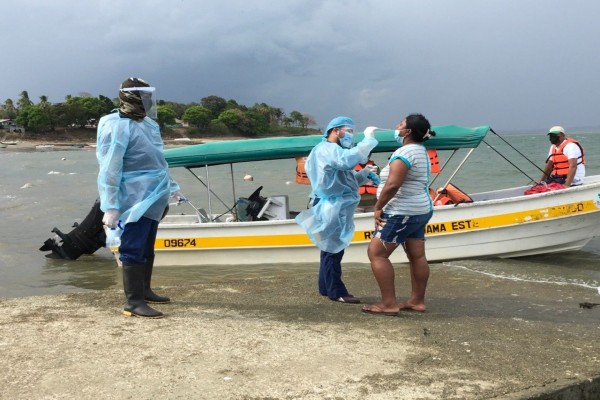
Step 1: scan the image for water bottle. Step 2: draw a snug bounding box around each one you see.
[104,221,123,249]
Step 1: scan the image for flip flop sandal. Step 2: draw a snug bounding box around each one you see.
[361,306,399,316]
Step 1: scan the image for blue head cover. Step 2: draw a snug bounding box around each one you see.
[324,116,354,137]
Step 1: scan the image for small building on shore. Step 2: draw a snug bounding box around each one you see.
[0,119,24,133]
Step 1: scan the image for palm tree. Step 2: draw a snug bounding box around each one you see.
[17,91,33,110]
[2,99,17,119]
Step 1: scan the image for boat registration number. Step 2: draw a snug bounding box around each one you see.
[162,238,197,248]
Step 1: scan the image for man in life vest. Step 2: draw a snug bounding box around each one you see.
[354,158,379,206]
[540,126,585,187]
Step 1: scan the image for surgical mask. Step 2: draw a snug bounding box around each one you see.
[549,135,561,145]
[394,129,403,144]
[339,132,354,148]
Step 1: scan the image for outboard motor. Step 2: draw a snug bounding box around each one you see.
[39,198,106,260]
[245,186,268,221]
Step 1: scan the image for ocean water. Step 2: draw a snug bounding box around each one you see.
[1,132,599,299]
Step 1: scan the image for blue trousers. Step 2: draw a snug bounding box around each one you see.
[319,249,348,299]
[119,216,159,265]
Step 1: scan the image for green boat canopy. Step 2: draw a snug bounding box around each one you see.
[164,125,490,168]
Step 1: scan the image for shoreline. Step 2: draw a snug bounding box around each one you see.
[2,265,599,399]
[0,136,236,152]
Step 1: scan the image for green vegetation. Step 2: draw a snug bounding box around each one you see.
[0,91,319,139]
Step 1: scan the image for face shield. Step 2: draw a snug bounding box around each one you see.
[337,127,355,148]
[121,86,157,119]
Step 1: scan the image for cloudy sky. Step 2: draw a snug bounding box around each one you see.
[2,0,599,132]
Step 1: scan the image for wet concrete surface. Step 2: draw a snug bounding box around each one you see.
[1,263,599,399]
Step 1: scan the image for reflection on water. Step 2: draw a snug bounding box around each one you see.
[42,256,121,292]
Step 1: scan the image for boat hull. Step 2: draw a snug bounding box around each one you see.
[151,177,600,266]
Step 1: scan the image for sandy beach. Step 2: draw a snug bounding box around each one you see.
[3,131,599,399]
[1,265,599,399]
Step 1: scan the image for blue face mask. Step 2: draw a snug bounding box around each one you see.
[339,132,354,148]
[394,129,403,144]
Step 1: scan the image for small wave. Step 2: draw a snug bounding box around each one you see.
[443,262,600,295]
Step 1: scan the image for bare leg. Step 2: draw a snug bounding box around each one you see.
[364,238,401,312]
[400,238,429,312]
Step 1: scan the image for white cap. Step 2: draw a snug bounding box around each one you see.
[548,126,565,135]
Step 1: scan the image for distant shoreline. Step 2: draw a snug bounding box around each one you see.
[0,135,257,153]
[1,126,315,150]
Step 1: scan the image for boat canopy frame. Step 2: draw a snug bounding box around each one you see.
[164,125,491,169]
[164,125,491,220]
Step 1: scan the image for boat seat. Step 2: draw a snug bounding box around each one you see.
[257,195,289,220]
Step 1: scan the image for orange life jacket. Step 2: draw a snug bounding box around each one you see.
[547,138,585,177]
[295,156,310,185]
[429,183,472,206]
[429,187,452,206]
[428,149,441,173]
[354,160,378,195]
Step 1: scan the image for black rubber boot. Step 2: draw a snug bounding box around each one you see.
[122,262,163,318]
[144,255,170,304]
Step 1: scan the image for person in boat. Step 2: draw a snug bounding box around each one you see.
[362,113,436,316]
[97,77,186,319]
[295,116,379,304]
[354,156,380,208]
[540,126,585,187]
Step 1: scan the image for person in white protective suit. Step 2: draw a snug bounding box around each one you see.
[97,77,185,319]
[295,116,379,303]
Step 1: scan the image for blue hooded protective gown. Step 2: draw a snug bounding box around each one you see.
[96,112,180,225]
[295,136,378,253]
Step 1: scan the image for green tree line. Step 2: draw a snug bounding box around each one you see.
[0,91,317,137]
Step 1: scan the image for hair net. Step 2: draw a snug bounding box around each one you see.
[324,116,355,137]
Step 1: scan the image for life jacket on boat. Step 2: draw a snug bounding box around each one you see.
[430,183,473,206]
[295,156,310,185]
[354,160,378,195]
[547,138,585,177]
[524,182,565,195]
[428,149,441,174]
[429,187,452,206]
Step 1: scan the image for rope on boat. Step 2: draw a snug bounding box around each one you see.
[482,138,540,184]
[489,128,546,177]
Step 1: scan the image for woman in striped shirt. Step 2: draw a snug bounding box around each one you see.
[362,114,436,316]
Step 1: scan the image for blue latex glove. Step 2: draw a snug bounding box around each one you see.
[367,171,380,186]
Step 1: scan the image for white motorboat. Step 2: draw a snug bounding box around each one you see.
[138,126,600,267]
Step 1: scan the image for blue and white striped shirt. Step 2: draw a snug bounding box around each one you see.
[377,143,432,215]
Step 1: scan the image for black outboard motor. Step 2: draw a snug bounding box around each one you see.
[39,198,106,260]
[245,186,268,221]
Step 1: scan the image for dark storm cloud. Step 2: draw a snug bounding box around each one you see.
[1,0,599,132]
